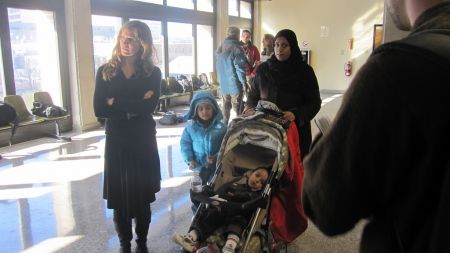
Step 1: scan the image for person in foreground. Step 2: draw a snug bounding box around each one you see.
[93,20,161,253]
[244,29,321,158]
[302,0,450,252]
[173,167,269,253]
[180,91,227,213]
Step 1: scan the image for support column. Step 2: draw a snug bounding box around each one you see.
[64,0,99,131]
[216,0,229,49]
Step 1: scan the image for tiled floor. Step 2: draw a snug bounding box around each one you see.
[0,92,365,253]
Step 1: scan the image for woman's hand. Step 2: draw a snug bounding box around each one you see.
[188,161,198,170]
[107,97,114,106]
[283,111,295,121]
[143,90,154,99]
[242,107,256,117]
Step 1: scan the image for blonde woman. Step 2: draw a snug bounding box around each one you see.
[93,20,161,253]
[260,33,274,62]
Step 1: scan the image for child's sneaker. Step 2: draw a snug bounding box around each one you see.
[221,242,235,253]
[173,233,199,252]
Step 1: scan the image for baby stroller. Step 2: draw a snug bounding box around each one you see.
[187,101,307,253]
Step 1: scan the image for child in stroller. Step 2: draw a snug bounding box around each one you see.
[173,166,270,253]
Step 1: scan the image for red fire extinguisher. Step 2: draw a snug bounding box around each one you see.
[344,61,352,76]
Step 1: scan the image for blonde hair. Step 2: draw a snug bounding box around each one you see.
[102,20,155,81]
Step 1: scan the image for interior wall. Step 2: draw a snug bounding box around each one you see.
[258,0,384,91]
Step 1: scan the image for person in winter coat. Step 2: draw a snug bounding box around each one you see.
[240,30,261,98]
[216,26,247,125]
[180,91,227,213]
[244,29,321,158]
[302,0,450,252]
[93,20,161,253]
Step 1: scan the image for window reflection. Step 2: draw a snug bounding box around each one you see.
[0,52,4,97]
[197,0,213,12]
[167,0,194,10]
[229,0,239,16]
[91,15,122,75]
[8,8,62,104]
[131,19,164,77]
[240,1,252,19]
[197,25,213,74]
[168,22,194,76]
[131,0,163,4]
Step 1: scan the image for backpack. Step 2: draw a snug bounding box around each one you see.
[167,77,184,94]
[158,111,183,125]
[0,101,17,126]
[31,102,68,118]
[177,74,193,93]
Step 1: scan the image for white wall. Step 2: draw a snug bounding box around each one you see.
[257,0,384,91]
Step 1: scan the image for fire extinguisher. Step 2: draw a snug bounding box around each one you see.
[344,61,352,76]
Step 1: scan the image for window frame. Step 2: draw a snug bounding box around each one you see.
[91,0,217,79]
[0,0,71,110]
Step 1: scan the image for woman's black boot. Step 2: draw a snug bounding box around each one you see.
[135,206,151,253]
[114,210,132,253]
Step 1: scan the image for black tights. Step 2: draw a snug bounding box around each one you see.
[113,205,152,247]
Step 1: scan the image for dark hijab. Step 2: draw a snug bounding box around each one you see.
[268,29,304,74]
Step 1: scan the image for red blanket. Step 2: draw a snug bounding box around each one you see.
[270,123,308,243]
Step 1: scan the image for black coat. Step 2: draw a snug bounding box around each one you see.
[247,57,321,157]
[94,65,162,218]
[303,3,450,253]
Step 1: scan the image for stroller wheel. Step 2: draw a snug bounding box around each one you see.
[244,234,264,253]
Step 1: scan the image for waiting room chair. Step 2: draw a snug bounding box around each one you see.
[4,95,46,145]
[33,91,71,142]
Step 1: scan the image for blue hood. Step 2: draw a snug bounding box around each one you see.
[184,91,223,122]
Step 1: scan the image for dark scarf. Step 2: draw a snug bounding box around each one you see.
[267,29,304,76]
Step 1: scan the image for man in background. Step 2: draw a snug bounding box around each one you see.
[240,30,260,99]
[216,26,247,125]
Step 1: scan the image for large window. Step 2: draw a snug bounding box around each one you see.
[197,25,213,75]
[197,0,213,12]
[133,19,165,77]
[240,1,252,19]
[168,22,194,76]
[228,0,239,17]
[91,15,122,75]
[131,0,163,4]
[8,8,63,104]
[0,54,4,98]
[167,0,194,10]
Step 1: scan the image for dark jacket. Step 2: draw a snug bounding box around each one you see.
[93,65,162,218]
[247,55,321,157]
[303,3,450,253]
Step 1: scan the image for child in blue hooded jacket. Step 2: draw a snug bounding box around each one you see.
[181,91,227,213]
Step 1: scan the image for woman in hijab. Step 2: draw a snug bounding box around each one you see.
[244,29,321,158]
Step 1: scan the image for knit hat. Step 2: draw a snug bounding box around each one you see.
[227,26,240,40]
[274,29,302,60]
